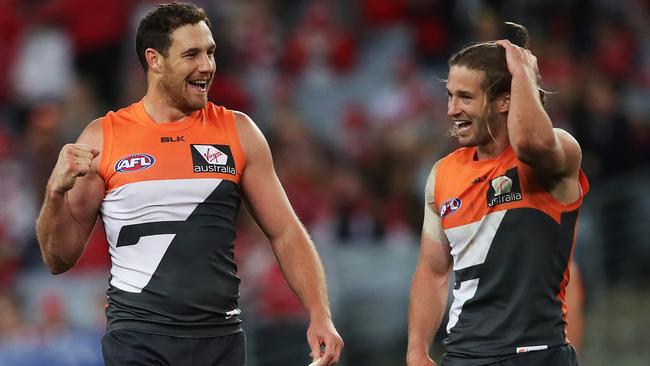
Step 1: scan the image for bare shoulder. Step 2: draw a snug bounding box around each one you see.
[554,128,580,150]
[233,111,258,133]
[553,127,582,177]
[232,111,270,158]
[424,159,442,203]
[544,128,583,203]
[77,118,104,150]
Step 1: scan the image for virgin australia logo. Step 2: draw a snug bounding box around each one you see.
[487,169,522,207]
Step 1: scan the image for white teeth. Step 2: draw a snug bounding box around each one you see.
[188,80,208,90]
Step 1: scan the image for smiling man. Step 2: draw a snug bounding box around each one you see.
[407,23,588,366]
[36,2,343,365]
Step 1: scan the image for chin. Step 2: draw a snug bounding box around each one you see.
[185,97,208,112]
[456,136,474,147]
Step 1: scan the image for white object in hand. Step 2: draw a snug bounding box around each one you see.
[307,358,322,366]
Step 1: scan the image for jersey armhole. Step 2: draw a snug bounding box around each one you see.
[226,110,247,176]
[99,116,113,192]
[433,158,446,213]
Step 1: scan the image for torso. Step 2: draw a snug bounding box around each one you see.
[98,100,246,337]
[433,146,588,365]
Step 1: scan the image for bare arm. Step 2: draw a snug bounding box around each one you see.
[407,162,452,366]
[36,119,104,274]
[235,112,343,366]
[497,40,582,202]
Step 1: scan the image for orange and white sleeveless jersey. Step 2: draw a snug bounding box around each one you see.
[433,147,589,365]
[98,101,246,337]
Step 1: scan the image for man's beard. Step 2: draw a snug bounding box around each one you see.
[159,76,206,114]
[449,112,498,146]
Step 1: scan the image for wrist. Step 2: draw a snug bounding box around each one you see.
[46,181,68,199]
[510,67,537,84]
[407,339,430,355]
[406,348,430,364]
[309,308,332,321]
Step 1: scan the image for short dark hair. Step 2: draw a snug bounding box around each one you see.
[135,2,211,72]
[448,22,546,105]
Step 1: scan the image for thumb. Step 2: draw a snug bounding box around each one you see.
[91,148,100,158]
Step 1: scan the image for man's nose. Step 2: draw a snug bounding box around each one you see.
[447,98,460,116]
[197,54,214,73]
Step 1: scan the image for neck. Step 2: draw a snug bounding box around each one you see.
[475,138,510,160]
[475,118,510,160]
[142,87,190,123]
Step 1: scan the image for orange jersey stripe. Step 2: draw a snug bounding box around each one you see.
[99,101,246,193]
[434,146,589,229]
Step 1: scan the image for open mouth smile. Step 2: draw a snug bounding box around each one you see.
[187,79,209,92]
[454,120,472,133]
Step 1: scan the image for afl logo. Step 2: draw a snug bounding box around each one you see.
[440,198,462,218]
[115,154,155,173]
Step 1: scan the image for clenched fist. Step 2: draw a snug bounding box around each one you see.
[49,143,100,194]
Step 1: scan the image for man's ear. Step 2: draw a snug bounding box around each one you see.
[145,48,163,73]
[497,92,510,113]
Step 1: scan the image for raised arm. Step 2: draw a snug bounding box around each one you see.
[36,119,105,274]
[496,40,582,201]
[407,162,452,366]
[235,112,343,366]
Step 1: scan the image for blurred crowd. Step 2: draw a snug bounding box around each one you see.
[0,0,648,365]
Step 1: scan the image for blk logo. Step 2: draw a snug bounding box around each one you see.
[115,154,155,173]
[190,144,236,175]
[161,136,185,143]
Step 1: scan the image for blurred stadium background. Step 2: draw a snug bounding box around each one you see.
[0,0,648,365]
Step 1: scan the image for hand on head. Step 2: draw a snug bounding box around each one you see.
[495,39,539,82]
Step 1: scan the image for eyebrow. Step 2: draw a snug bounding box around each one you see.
[447,89,474,98]
[181,48,200,56]
[181,44,216,55]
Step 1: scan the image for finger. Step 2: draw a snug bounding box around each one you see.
[308,336,322,364]
[73,144,101,159]
[333,338,344,364]
[75,156,94,167]
[74,146,98,158]
[495,39,513,49]
[327,335,343,364]
[320,337,341,365]
[73,162,92,177]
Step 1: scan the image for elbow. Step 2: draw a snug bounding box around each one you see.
[44,261,74,275]
[48,267,69,276]
[47,265,72,276]
[41,252,76,275]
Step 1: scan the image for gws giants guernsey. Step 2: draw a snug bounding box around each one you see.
[433,146,589,366]
[98,101,246,337]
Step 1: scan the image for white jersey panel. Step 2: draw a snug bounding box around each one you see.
[445,210,506,271]
[101,178,223,293]
[447,278,479,333]
[444,211,506,333]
